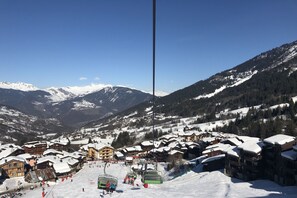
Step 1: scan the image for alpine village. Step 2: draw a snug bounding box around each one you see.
[1,40,297,197]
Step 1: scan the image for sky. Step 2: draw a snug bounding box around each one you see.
[1,0,297,94]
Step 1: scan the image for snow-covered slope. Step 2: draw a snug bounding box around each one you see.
[18,161,297,198]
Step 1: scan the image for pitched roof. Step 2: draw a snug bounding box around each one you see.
[238,140,264,154]
[88,143,113,151]
[0,156,25,165]
[264,134,296,146]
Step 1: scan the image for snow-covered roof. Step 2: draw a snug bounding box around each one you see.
[37,156,60,165]
[203,143,231,154]
[223,138,243,146]
[141,141,154,147]
[168,141,179,149]
[238,140,264,154]
[43,149,63,156]
[281,150,297,161]
[0,144,23,160]
[64,158,79,166]
[53,162,71,174]
[115,151,124,158]
[264,134,296,146]
[201,137,217,143]
[201,154,225,164]
[226,146,240,158]
[237,136,260,143]
[125,156,133,161]
[125,145,142,152]
[23,141,48,147]
[150,146,171,153]
[168,150,183,155]
[154,141,162,148]
[88,143,113,151]
[158,134,178,140]
[60,151,82,160]
[0,156,25,165]
[17,153,36,160]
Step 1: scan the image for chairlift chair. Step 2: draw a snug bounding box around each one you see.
[141,170,163,184]
[97,162,118,189]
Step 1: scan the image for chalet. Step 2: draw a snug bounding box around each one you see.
[37,156,58,170]
[149,146,171,162]
[37,156,71,177]
[0,156,25,178]
[114,151,125,160]
[262,134,296,183]
[122,145,143,157]
[140,141,155,152]
[87,143,114,161]
[43,149,63,156]
[18,153,37,174]
[49,141,69,151]
[0,144,24,160]
[60,151,84,168]
[23,141,48,156]
[25,168,56,183]
[178,131,208,142]
[202,143,231,157]
[167,150,183,168]
[125,156,134,165]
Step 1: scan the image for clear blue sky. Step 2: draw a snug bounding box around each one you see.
[1,0,297,93]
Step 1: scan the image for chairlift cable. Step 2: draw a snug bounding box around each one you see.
[152,0,156,142]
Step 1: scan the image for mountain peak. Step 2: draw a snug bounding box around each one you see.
[0,82,39,91]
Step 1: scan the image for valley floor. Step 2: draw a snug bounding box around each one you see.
[7,161,297,198]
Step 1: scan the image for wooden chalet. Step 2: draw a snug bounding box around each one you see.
[140,141,155,152]
[122,145,143,157]
[23,141,48,156]
[202,143,231,157]
[167,150,183,169]
[49,142,69,152]
[25,168,56,183]
[0,144,24,160]
[0,156,25,178]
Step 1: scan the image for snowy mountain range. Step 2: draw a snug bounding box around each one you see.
[0,83,153,131]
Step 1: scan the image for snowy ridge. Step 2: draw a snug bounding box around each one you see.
[0,82,38,91]
[45,84,113,102]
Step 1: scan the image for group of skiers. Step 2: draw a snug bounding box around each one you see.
[123,175,135,185]
[105,181,116,193]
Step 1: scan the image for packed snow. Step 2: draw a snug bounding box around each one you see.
[12,161,297,198]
